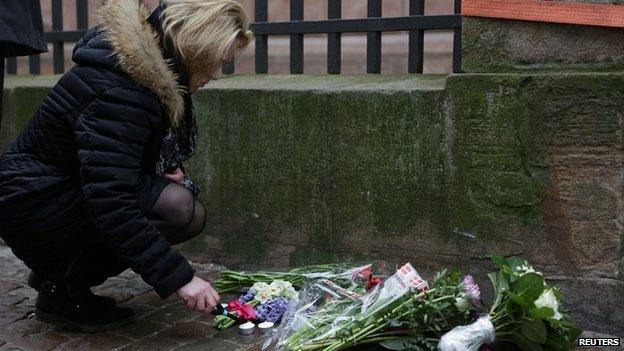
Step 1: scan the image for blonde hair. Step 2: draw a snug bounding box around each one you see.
[161,0,252,78]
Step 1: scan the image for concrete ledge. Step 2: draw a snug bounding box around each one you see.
[2,73,623,335]
[192,74,448,91]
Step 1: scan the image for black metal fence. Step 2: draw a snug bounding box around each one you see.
[248,0,462,74]
[5,0,462,76]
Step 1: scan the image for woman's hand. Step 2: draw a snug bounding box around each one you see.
[176,276,220,313]
[164,167,184,184]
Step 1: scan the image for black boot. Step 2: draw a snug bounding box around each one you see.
[34,280,135,333]
[28,271,117,306]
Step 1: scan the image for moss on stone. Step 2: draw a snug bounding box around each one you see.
[462,17,624,73]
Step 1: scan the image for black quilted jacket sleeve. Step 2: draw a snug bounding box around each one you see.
[74,85,195,298]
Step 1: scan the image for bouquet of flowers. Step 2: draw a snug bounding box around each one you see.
[271,264,478,351]
[213,264,383,330]
[213,263,382,293]
[262,256,580,351]
[439,256,581,351]
[214,279,299,329]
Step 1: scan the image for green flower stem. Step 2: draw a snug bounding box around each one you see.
[323,291,456,351]
[348,335,403,345]
[214,264,350,293]
[346,294,452,340]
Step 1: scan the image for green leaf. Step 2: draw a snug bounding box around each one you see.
[521,319,547,344]
[492,254,509,268]
[499,271,510,291]
[569,325,583,341]
[508,291,531,311]
[514,273,545,301]
[488,272,500,294]
[513,333,544,351]
[529,307,554,319]
[544,334,570,351]
[489,271,510,295]
[547,319,582,344]
[506,298,523,320]
[380,337,423,351]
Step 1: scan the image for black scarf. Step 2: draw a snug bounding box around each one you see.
[147,4,199,195]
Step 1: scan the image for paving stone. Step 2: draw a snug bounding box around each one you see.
[0,318,47,341]
[170,337,241,351]
[4,331,71,350]
[52,333,133,351]
[213,327,264,346]
[0,281,22,293]
[118,303,157,320]
[112,319,171,339]
[0,294,28,308]
[119,336,179,351]
[16,298,36,309]
[0,266,29,280]
[130,291,178,307]
[93,283,152,304]
[0,308,31,327]
[156,321,215,344]
[145,303,195,324]
[47,328,86,340]
[8,286,38,301]
[96,277,130,290]
[187,311,216,324]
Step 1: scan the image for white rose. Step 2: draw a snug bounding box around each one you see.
[534,289,563,320]
[252,282,271,292]
[271,280,292,291]
[254,288,273,304]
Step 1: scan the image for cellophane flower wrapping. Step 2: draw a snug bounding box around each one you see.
[264,263,427,350]
[213,263,378,294]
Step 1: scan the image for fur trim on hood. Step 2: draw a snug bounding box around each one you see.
[97,0,184,125]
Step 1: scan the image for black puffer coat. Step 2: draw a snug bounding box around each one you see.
[0,0,47,57]
[0,0,195,298]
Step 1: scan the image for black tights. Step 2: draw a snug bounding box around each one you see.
[148,182,207,245]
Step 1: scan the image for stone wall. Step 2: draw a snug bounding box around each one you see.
[187,74,624,335]
[3,73,622,335]
[462,0,624,73]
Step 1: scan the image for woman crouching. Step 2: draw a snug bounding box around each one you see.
[0,0,251,332]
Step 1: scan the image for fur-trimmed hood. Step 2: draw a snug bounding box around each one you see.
[91,0,185,124]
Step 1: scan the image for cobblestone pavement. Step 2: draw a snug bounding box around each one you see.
[0,246,617,351]
[0,246,265,351]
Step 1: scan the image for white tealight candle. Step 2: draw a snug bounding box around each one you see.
[258,321,274,334]
[238,321,256,335]
[258,321,274,328]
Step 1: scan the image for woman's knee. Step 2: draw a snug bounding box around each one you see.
[152,182,196,229]
[189,200,207,236]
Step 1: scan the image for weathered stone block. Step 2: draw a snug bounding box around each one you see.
[462,17,624,73]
